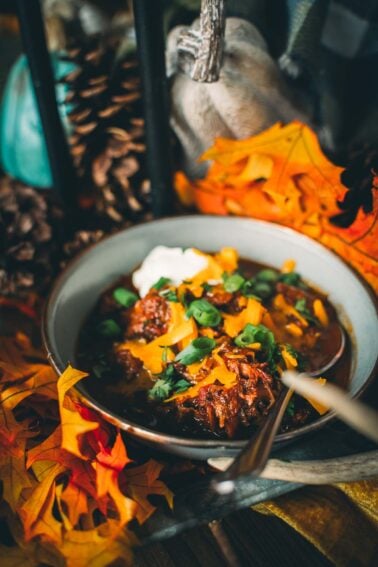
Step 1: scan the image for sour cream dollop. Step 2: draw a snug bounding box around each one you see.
[132,246,207,297]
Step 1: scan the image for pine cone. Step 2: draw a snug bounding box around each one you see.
[61,36,151,228]
[0,176,63,296]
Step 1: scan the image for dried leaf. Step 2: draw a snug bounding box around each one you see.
[60,522,136,567]
[59,481,88,527]
[0,332,172,565]
[27,481,63,545]
[0,544,37,567]
[0,452,32,511]
[176,122,378,291]
[19,462,65,540]
[57,366,98,459]
[124,460,174,524]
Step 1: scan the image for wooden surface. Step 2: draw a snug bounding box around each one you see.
[134,508,332,566]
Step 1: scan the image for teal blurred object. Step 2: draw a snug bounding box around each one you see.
[0,53,77,188]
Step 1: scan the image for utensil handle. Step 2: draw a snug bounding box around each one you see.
[282,371,378,443]
[217,388,292,485]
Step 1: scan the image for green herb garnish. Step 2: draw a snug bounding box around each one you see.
[295,298,319,326]
[148,364,191,401]
[283,343,306,371]
[286,398,296,417]
[279,272,307,289]
[159,289,179,302]
[96,319,122,338]
[148,378,173,401]
[186,299,222,327]
[234,323,276,358]
[201,282,213,293]
[152,276,171,291]
[113,287,138,308]
[175,337,216,365]
[242,278,273,300]
[92,363,109,378]
[222,272,245,293]
[255,269,279,284]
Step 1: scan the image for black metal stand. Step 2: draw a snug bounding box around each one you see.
[16,0,78,210]
[133,0,173,218]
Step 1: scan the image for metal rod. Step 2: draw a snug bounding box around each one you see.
[133,0,173,218]
[15,0,78,210]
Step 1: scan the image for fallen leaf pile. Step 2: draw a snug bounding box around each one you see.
[0,331,173,567]
[175,122,378,291]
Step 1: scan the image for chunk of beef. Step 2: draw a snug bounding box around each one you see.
[165,356,279,438]
[122,291,170,340]
[113,348,144,381]
[204,286,241,313]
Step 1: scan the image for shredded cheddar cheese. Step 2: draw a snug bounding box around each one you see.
[281,346,298,369]
[117,303,197,374]
[273,294,308,327]
[281,259,296,273]
[305,378,328,414]
[285,322,303,337]
[313,299,329,327]
[215,247,239,272]
[223,298,266,337]
[167,355,237,402]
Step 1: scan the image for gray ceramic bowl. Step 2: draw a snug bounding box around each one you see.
[43,216,378,459]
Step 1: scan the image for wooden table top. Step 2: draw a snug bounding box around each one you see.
[134,508,332,566]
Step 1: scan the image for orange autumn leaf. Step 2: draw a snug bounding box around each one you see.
[19,461,66,541]
[59,481,89,527]
[93,432,136,526]
[0,544,37,567]
[176,121,378,291]
[0,364,58,410]
[57,365,99,459]
[59,522,137,567]
[124,460,174,524]
[0,452,32,512]
[27,481,63,545]
[0,330,173,565]
[26,427,63,470]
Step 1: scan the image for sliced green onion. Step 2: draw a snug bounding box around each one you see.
[186,299,222,327]
[242,278,273,300]
[113,287,138,308]
[96,319,122,338]
[255,269,279,283]
[294,298,319,325]
[159,289,179,302]
[222,272,245,293]
[173,379,191,394]
[252,281,274,299]
[279,272,306,288]
[175,337,216,365]
[152,276,171,290]
[234,323,276,361]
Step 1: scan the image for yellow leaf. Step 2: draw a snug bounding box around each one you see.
[57,366,98,459]
[0,452,32,511]
[27,481,62,545]
[0,543,37,567]
[124,460,173,524]
[59,481,88,527]
[60,522,136,567]
[19,462,65,540]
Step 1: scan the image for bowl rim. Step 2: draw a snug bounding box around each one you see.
[42,215,378,450]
